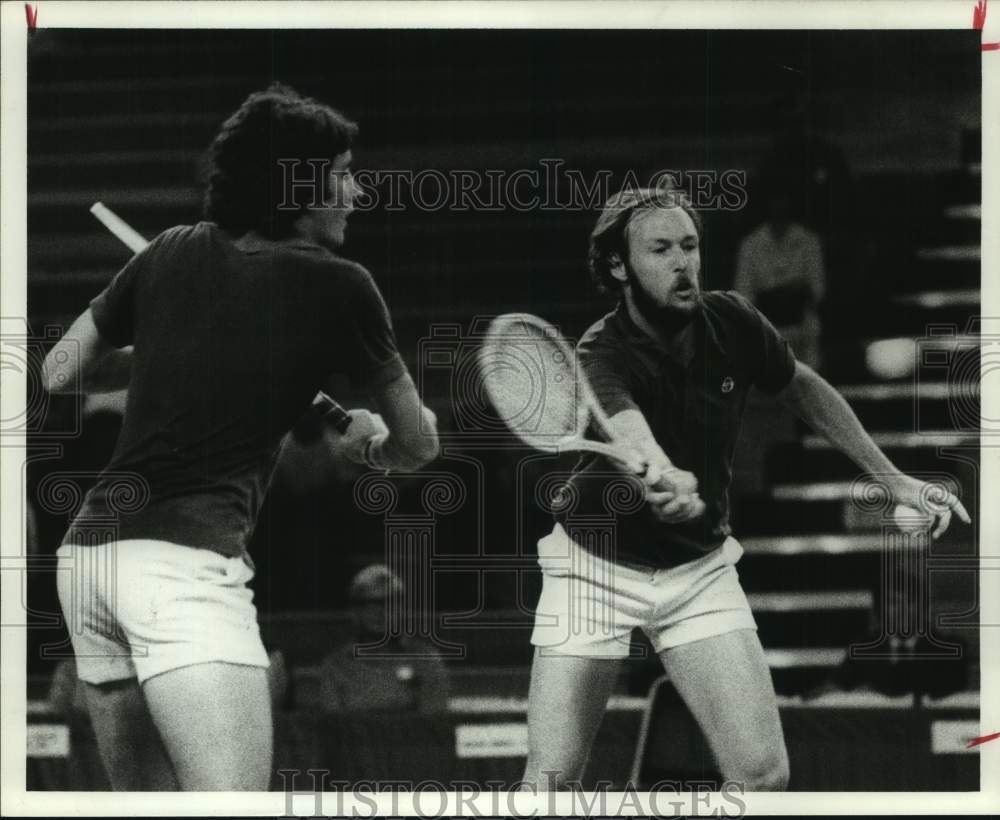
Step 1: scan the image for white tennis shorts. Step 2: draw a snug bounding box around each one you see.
[530,523,757,658]
[56,539,270,684]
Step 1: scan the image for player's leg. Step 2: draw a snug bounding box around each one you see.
[82,679,178,790]
[106,540,272,790]
[523,524,651,789]
[646,539,788,791]
[658,628,788,791]
[142,662,272,790]
[56,542,177,789]
[522,650,622,789]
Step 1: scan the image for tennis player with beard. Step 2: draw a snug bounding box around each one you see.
[521,186,968,791]
[42,84,439,790]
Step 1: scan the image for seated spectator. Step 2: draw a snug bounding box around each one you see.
[735,184,825,369]
[317,564,450,714]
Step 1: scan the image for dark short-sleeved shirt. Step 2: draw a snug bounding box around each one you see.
[556,291,796,569]
[65,222,406,557]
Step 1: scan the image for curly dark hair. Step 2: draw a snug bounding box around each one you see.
[204,83,358,238]
[588,185,703,293]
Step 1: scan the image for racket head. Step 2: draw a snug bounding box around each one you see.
[478,313,588,450]
[478,313,644,473]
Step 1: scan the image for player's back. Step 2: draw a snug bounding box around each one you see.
[66,221,386,557]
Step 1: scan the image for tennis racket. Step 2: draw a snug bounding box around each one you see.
[89,201,352,436]
[295,390,353,441]
[478,312,649,476]
[90,201,149,254]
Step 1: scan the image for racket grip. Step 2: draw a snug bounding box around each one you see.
[292,392,352,442]
[637,463,678,499]
[314,391,352,434]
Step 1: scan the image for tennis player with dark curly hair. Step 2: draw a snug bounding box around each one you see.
[43,84,439,790]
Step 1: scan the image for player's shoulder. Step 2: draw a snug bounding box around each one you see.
[123,224,206,271]
[579,308,626,349]
[262,235,376,289]
[701,291,769,349]
[577,308,632,367]
[320,253,373,282]
[308,254,381,299]
[261,235,371,280]
[145,222,202,249]
[703,290,760,324]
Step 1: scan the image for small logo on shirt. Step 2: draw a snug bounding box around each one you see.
[721,376,735,394]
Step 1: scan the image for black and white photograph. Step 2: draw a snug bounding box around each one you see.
[1,1,997,815]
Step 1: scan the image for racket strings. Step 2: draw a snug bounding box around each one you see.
[479,319,584,448]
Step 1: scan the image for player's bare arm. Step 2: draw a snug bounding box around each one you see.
[776,360,970,538]
[42,308,132,395]
[605,408,705,523]
[337,371,440,472]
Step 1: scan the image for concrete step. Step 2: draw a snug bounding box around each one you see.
[765,439,979,485]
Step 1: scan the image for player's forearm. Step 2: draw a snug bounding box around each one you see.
[606,409,676,471]
[368,406,440,471]
[44,346,132,394]
[779,362,900,477]
[79,349,133,393]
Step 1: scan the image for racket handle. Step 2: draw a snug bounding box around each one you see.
[313,391,352,434]
[292,392,352,442]
[90,202,149,254]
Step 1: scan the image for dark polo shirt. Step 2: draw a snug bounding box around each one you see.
[556,291,795,569]
[65,222,406,558]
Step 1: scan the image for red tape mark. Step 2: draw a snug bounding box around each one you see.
[966,731,1000,749]
[974,0,1000,48]
[974,0,988,29]
[24,3,37,32]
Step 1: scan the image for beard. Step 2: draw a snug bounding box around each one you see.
[625,264,703,335]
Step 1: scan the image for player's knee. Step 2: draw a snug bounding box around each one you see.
[522,750,588,791]
[737,746,789,792]
[177,763,267,791]
[520,764,578,792]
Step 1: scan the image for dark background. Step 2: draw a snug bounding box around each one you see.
[24,29,981,714]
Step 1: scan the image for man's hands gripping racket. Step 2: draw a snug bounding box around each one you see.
[478,313,704,523]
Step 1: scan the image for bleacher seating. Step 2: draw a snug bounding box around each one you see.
[26,30,980,718]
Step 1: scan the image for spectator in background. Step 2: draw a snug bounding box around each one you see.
[757,87,861,341]
[735,183,825,369]
[759,89,854,246]
[318,564,450,714]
